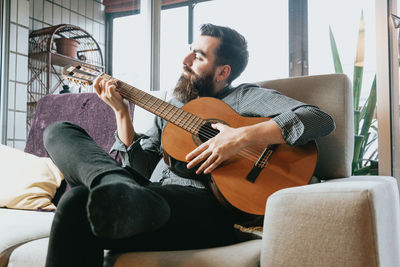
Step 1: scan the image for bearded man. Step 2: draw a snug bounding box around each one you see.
[43,24,335,267]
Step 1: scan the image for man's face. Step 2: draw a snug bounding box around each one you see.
[173,35,221,103]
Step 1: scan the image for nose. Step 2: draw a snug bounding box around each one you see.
[182,51,195,67]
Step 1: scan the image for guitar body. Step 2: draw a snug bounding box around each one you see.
[162,97,318,215]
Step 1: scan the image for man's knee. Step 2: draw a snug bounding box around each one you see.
[43,121,74,149]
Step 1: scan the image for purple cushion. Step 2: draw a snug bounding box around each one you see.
[25,93,133,158]
[24,93,134,205]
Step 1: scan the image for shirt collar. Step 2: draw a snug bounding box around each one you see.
[213,84,234,99]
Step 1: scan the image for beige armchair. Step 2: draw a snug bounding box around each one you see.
[108,74,400,267]
[1,74,399,267]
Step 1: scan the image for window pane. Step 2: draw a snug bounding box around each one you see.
[194,0,288,85]
[160,6,188,91]
[309,0,378,174]
[112,8,150,90]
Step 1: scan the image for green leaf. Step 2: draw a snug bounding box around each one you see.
[353,66,364,110]
[353,165,371,175]
[353,135,364,172]
[359,95,369,118]
[329,26,343,74]
[354,110,360,135]
[359,132,370,160]
[360,76,376,138]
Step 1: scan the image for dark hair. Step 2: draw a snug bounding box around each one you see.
[200,23,249,84]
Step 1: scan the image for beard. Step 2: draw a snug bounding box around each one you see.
[173,67,215,103]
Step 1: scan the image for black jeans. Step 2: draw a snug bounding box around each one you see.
[43,122,237,267]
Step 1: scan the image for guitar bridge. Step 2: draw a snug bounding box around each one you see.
[246,144,278,183]
[246,165,263,183]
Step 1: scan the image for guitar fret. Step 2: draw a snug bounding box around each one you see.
[153,99,164,116]
[184,113,193,131]
[147,97,158,110]
[143,94,152,107]
[188,114,197,132]
[193,116,203,133]
[100,77,202,134]
[175,109,186,128]
[180,111,190,131]
[169,106,180,123]
[164,105,176,121]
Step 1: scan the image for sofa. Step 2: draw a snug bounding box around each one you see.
[1,74,399,267]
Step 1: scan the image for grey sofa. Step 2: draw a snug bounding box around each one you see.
[1,74,399,267]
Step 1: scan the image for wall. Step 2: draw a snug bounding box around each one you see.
[6,0,105,150]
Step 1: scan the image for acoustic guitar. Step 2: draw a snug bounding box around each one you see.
[62,65,318,215]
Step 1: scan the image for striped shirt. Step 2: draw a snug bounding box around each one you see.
[110,83,335,189]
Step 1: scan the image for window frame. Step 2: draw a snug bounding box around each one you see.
[106,0,307,84]
[0,0,10,144]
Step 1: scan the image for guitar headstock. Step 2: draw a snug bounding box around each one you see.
[62,64,103,86]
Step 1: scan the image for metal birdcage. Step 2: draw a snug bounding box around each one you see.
[27,24,104,127]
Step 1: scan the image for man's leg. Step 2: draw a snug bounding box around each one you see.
[46,184,237,267]
[43,121,131,188]
[43,121,170,239]
[45,185,103,267]
[102,184,237,253]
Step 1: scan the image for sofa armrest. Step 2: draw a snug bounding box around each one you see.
[260,176,400,267]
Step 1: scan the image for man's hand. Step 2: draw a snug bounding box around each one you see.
[93,76,129,114]
[186,123,247,175]
[93,76,135,148]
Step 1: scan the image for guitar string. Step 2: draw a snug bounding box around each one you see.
[117,84,268,160]
[116,83,268,161]
[99,75,272,164]
[118,87,265,161]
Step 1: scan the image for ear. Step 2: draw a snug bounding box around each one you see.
[215,65,231,83]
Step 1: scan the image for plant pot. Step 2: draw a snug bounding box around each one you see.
[54,38,79,58]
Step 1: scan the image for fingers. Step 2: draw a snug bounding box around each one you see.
[186,141,224,174]
[94,77,118,97]
[211,123,225,131]
[197,153,221,174]
[93,76,103,95]
[186,143,209,167]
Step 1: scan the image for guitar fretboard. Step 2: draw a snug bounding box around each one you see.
[102,74,206,135]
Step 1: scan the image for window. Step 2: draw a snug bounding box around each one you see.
[112,6,150,90]
[193,0,288,85]
[111,0,288,91]
[160,6,188,91]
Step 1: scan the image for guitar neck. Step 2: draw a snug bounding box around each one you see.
[101,74,205,134]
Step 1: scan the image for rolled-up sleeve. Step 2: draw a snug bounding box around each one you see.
[272,105,335,145]
[235,85,335,146]
[109,116,164,179]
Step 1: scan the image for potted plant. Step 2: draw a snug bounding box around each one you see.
[54,37,79,58]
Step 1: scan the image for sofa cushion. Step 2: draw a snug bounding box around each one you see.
[0,145,63,210]
[24,92,132,158]
[7,238,48,267]
[0,208,54,267]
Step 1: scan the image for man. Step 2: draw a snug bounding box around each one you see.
[44,24,335,267]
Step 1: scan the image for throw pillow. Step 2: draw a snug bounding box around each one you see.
[0,145,64,210]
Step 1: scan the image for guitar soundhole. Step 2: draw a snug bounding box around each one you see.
[192,119,227,146]
[198,122,219,143]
